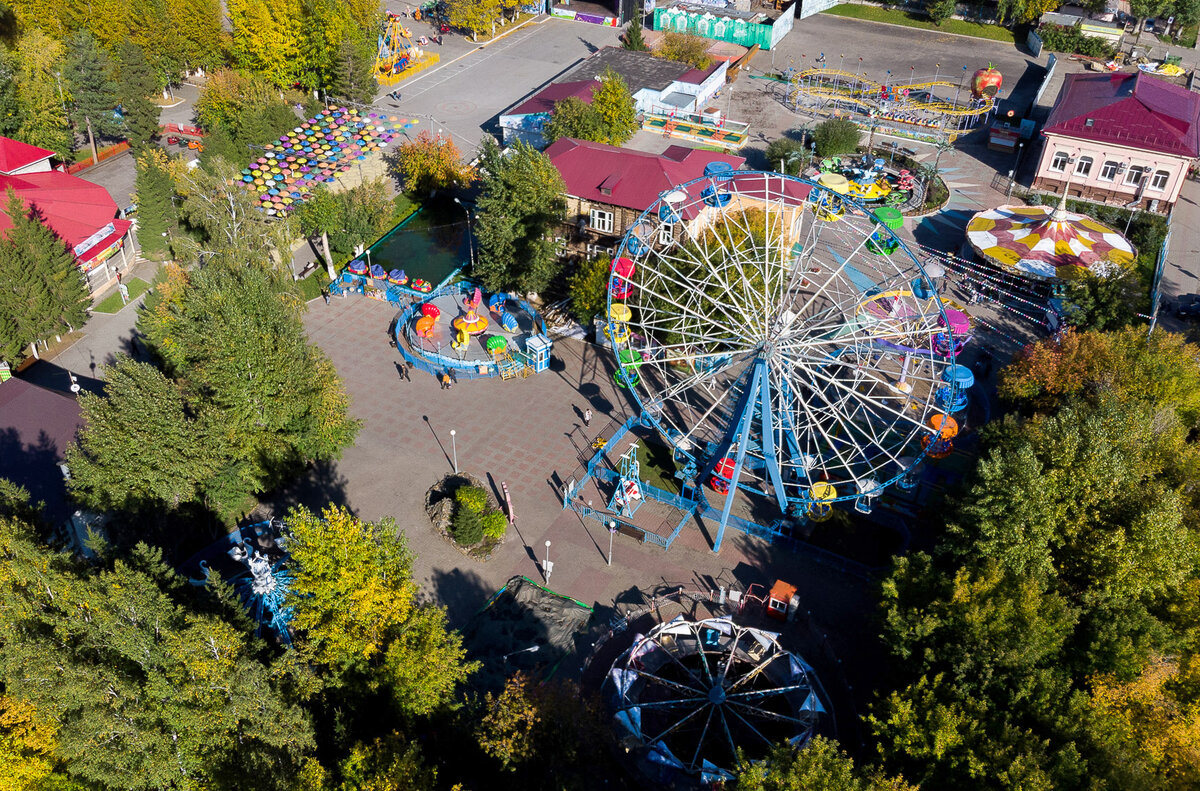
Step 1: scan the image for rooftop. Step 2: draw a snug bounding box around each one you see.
[505,80,597,117]
[1043,72,1200,157]
[0,136,55,175]
[562,47,720,93]
[546,137,745,214]
[0,170,121,250]
[0,377,83,525]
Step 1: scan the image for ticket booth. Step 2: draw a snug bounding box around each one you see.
[766,579,798,622]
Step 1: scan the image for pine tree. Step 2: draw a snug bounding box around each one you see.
[330,35,376,105]
[116,43,161,152]
[133,149,177,260]
[64,31,121,163]
[623,15,649,51]
[0,53,23,138]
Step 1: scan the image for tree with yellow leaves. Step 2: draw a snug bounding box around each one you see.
[284,505,477,717]
[227,0,304,88]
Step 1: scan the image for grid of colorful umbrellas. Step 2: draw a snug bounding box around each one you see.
[240,108,418,216]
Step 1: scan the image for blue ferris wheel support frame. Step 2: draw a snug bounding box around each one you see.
[607,170,956,553]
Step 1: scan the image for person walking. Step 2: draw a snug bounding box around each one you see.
[441,372,452,390]
[321,288,331,305]
[401,362,410,381]
[583,408,593,427]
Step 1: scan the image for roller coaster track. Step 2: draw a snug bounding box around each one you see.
[790,68,994,119]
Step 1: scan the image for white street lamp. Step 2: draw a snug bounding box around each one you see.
[608,520,617,567]
[449,429,458,473]
[544,540,553,585]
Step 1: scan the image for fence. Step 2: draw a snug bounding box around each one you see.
[1148,213,1173,332]
[65,141,129,174]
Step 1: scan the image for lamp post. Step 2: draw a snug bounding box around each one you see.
[544,540,553,585]
[449,429,458,473]
[453,197,475,268]
[607,520,617,566]
[503,645,540,663]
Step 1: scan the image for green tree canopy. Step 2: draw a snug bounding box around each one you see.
[133,148,178,259]
[473,139,566,294]
[62,30,120,160]
[623,15,649,51]
[542,96,608,146]
[565,254,610,323]
[0,515,315,790]
[812,118,861,158]
[590,67,638,146]
[734,737,917,791]
[115,42,160,151]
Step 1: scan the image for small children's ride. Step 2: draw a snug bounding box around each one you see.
[487,293,520,333]
[411,278,432,293]
[387,268,408,286]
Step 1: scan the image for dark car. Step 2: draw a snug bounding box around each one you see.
[1175,295,1200,320]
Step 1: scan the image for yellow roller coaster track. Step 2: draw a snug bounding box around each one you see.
[790,68,994,119]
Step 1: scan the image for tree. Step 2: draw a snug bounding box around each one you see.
[655,31,711,69]
[446,0,501,41]
[590,67,638,146]
[227,0,304,88]
[137,266,360,511]
[65,356,219,514]
[623,15,649,51]
[566,255,610,323]
[1061,266,1142,331]
[0,53,24,139]
[996,0,1059,24]
[115,43,160,152]
[474,139,567,294]
[394,131,476,197]
[166,0,227,74]
[927,0,957,24]
[0,187,88,362]
[734,738,917,791]
[337,733,438,791]
[812,118,861,158]
[173,157,294,270]
[13,30,73,158]
[329,35,376,105]
[475,673,616,790]
[295,189,340,278]
[0,515,315,791]
[542,97,608,146]
[766,136,812,175]
[63,31,120,162]
[0,695,68,791]
[133,148,178,260]
[283,505,477,716]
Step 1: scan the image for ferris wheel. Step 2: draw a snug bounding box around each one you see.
[606,170,958,550]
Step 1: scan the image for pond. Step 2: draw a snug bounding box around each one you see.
[367,199,472,289]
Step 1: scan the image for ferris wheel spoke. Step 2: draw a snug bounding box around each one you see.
[726,681,818,701]
[645,702,712,749]
[723,701,777,748]
[635,667,707,697]
[774,361,874,478]
[726,650,786,692]
[689,705,717,772]
[632,696,711,709]
[727,700,814,727]
[640,248,768,338]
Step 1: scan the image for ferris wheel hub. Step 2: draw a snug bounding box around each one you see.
[707,685,728,705]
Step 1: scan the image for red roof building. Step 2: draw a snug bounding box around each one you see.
[546,137,746,255]
[0,136,132,295]
[1033,72,1200,212]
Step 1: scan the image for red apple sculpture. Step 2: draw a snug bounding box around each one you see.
[972,64,1003,98]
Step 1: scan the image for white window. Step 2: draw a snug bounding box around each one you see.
[1124,165,1146,186]
[589,208,614,234]
[658,223,675,246]
[1150,169,1170,191]
[1074,156,1093,177]
[1050,151,1071,172]
[1099,160,1121,181]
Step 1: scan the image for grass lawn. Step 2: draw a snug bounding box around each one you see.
[822,4,1017,43]
[634,440,682,494]
[92,277,150,313]
[296,271,333,302]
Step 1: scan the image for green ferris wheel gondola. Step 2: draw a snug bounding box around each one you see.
[614,348,643,388]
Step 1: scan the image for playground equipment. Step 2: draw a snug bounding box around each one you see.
[370,263,386,280]
[604,617,827,780]
[375,13,437,85]
[642,111,750,151]
[452,286,490,337]
[388,268,408,286]
[788,66,998,144]
[966,201,1136,281]
[415,302,440,338]
[488,293,520,332]
[608,444,645,517]
[411,278,432,293]
[606,171,961,551]
[347,258,368,275]
[189,519,294,645]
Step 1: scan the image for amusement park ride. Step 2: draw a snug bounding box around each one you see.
[787,64,1003,144]
[374,13,437,85]
[570,167,980,552]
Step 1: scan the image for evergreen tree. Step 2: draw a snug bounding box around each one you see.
[63,30,121,162]
[65,356,220,514]
[0,52,23,139]
[474,139,566,294]
[0,187,88,360]
[329,35,376,105]
[623,15,649,52]
[0,514,315,790]
[116,43,160,152]
[13,29,74,158]
[134,150,177,260]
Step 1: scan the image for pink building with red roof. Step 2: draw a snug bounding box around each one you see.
[546,137,745,255]
[0,136,132,295]
[1033,72,1200,213]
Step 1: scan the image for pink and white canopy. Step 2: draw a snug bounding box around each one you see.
[966,204,1135,280]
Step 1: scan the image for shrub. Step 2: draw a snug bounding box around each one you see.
[1038,24,1117,58]
[765,136,810,175]
[480,510,507,541]
[455,485,488,513]
[926,0,956,25]
[451,505,484,545]
[566,255,611,323]
[812,119,861,158]
[655,31,711,70]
